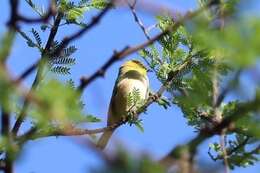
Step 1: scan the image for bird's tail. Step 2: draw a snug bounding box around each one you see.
[96,130,114,150]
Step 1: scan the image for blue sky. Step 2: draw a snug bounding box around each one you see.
[0,0,259,173]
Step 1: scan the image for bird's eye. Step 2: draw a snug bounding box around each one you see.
[147,69,153,72]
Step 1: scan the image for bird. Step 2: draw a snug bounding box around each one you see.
[96,60,149,149]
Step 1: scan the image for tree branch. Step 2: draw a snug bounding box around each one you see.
[126,0,150,40]
[7,0,19,28]
[12,11,64,136]
[17,117,130,142]
[1,111,13,173]
[211,136,250,161]
[0,0,21,172]
[126,0,163,69]
[220,129,230,173]
[160,96,260,168]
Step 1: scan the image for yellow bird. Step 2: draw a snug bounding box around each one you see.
[97,60,149,149]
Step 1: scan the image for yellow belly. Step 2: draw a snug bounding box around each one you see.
[108,77,148,124]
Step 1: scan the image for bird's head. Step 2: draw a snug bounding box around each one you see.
[120,60,148,76]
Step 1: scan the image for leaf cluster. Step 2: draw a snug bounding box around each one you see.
[139,11,260,170]
[126,88,146,132]
[29,79,100,128]
[209,134,259,169]
[140,16,228,128]
[59,0,108,23]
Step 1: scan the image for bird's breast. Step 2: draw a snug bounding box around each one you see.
[108,77,149,124]
[117,78,148,99]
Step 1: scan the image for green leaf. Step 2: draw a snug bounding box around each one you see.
[90,0,109,9]
[40,24,48,31]
[127,88,144,111]
[51,66,71,75]
[209,142,221,152]
[0,71,16,112]
[156,97,171,109]
[32,80,85,126]
[31,28,42,47]
[59,0,89,22]
[134,120,144,133]
[66,6,89,22]
[26,0,46,16]
[188,17,260,67]
[0,30,16,62]
[84,115,101,123]
[18,29,38,48]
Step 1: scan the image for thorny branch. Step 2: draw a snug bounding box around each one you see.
[126,0,163,69]
[126,0,150,40]
[78,2,211,91]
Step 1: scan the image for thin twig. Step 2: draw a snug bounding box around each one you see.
[216,70,241,108]
[7,0,19,28]
[1,111,13,173]
[211,136,250,161]
[212,61,230,173]
[0,0,21,172]
[214,3,230,171]
[17,117,130,141]
[1,111,10,141]
[126,0,162,69]
[126,0,150,40]
[220,129,230,173]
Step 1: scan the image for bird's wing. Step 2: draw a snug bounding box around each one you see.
[107,71,123,125]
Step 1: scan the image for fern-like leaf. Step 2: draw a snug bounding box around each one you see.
[31,28,42,47]
[90,0,109,9]
[52,40,60,50]
[132,88,141,104]
[62,46,77,58]
[78,0,88,6]
[51,66,71,75]
[26,0,45,16]
[18,30,38,48]
[51,57,76,65]
[127,92,134,108]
